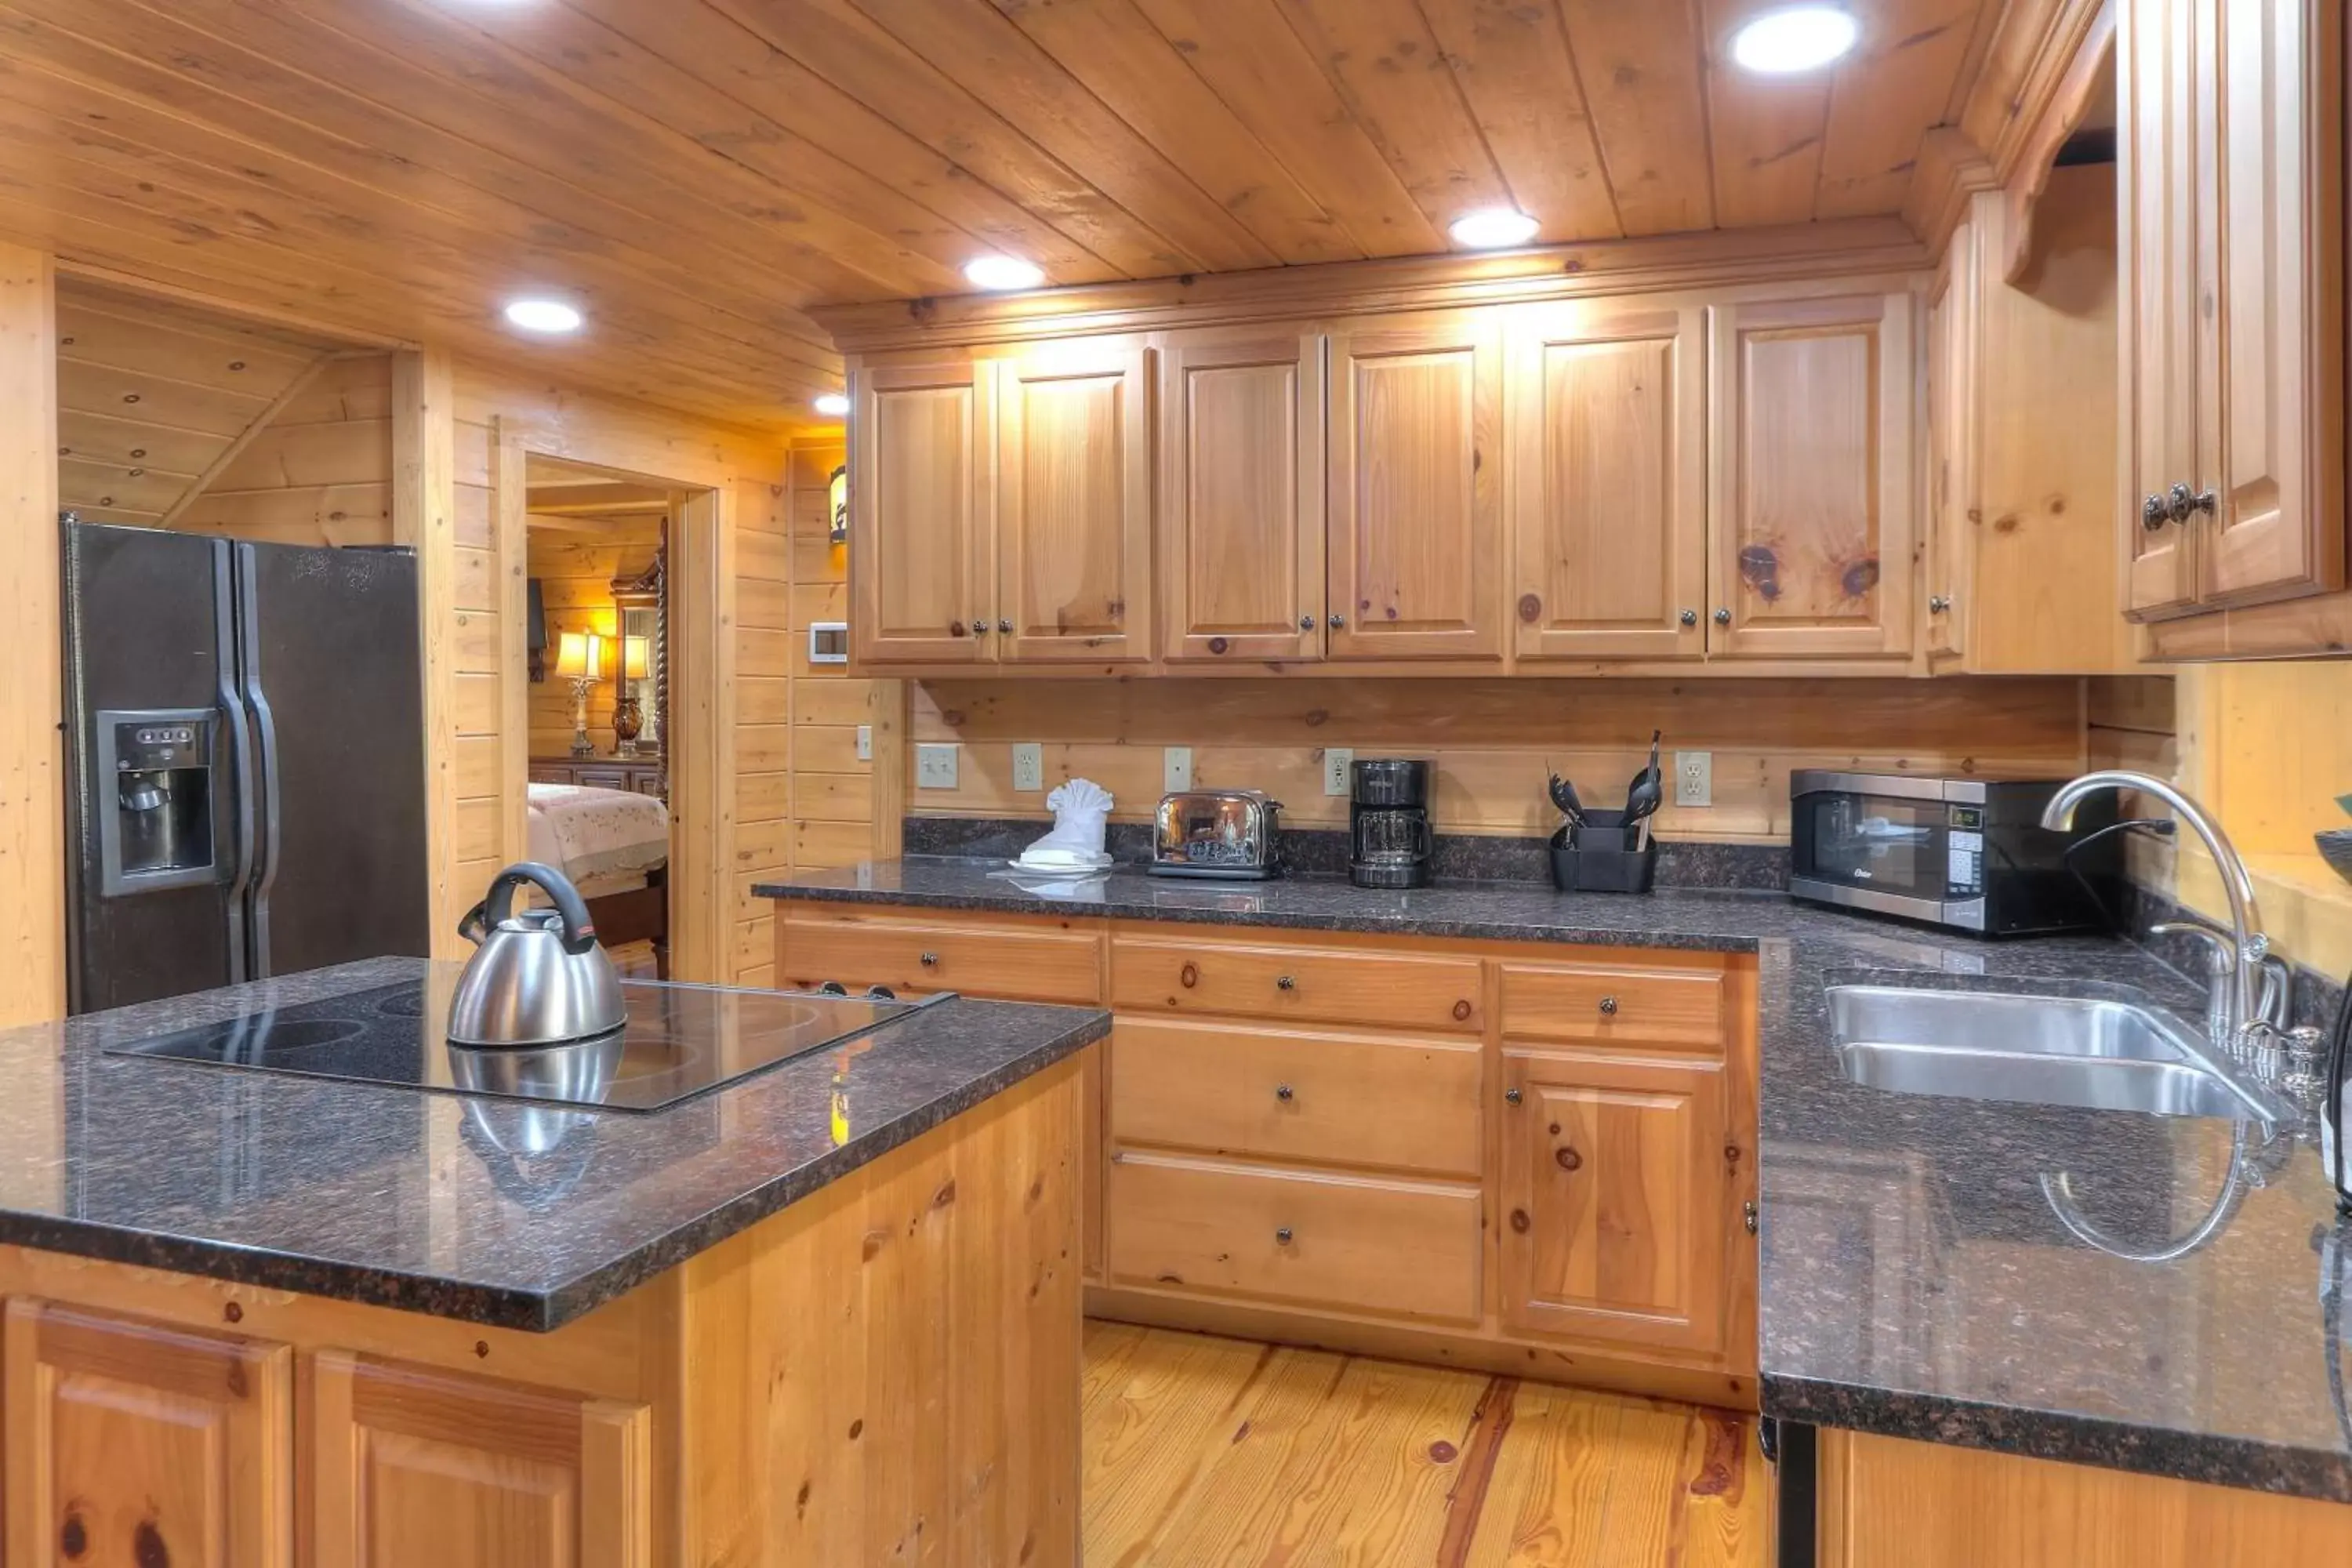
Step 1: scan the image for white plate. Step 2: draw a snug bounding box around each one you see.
[1004,858,1112,877]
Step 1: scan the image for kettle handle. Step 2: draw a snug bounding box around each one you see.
[459,862,600,956]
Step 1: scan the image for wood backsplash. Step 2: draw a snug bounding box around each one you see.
[907,677,2092,843]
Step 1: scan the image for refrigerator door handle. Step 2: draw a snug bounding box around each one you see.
[213,543,253,985]
[235,545,281,979]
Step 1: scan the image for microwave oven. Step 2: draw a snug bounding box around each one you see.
[1788,771,2122,936]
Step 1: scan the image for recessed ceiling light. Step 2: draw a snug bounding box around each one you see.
[503,298,583,335]
[1448,208,1541,249]
[963,254,1045,292]
[813,392,851,417]
[1730,5,1860,74]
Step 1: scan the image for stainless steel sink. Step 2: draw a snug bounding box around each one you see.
[1827,983,2281,1122]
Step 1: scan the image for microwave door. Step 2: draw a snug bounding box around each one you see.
[1801,795,1947,905]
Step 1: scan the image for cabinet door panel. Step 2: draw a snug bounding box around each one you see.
[851,360,991,665]
[1925,241,1973,661]
[1708,292,1918,659]
[3,1299,292,1568]
[1498,1050,1729,1353]
[310,1350,648,1568]
[1327,318,1504,661]
[2196,0,2343,606]
[1509,304,1705,659]
[1160,332,1323,662]
[997,345,1151,662]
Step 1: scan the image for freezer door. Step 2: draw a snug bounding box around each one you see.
[235,543,430,976]
[61,523,244,1013]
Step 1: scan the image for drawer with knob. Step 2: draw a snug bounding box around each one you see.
[1105,1151,1481,1323]
[1110,935,1483,1034]
[1108,1018,1482,1178]
[1497,960,1726,1053]
[775,908,1102,1004]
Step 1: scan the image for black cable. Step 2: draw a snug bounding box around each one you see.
[2059,815,2177,935]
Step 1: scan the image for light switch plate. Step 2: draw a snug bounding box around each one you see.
[1675,750,1711,808]
[1012,742,1044,792]
[1323,747,1355,796]
[855,724,872,763]
[1163,746,1193,793]
[916,742,959,790]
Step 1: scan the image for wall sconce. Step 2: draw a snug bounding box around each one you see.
[829,464,848,546]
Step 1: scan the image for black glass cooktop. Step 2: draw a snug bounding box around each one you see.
[104,980,942,1112]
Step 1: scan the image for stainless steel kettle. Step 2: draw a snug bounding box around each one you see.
[448,862,626,1048]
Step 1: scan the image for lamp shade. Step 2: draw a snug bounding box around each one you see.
[553,630,604,681]
[620,634,651,681]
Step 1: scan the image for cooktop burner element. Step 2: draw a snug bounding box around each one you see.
[105,980,945,1112]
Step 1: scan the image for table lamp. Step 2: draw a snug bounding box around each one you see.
[553,630,604,758]
[613,634,652,757]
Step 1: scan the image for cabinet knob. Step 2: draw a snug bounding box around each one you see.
[950,619,967,637]
[1679,608,1698,626]
[970,621,989,639]
[919,952,938,967]
[1712,607,1732,626]
[1744,1200,1760,1236]
[1599,995,1618,1015]
[1276,975,1297,990]
[2142,492,2172,532]
[1504,1086,1523,1105]
[2167,482,2219,523]
[1329,613,1346,629]
[1274,1083,1294,1102]
[998,617,1013,633]
[1274,1226,1294,1246]
[1928,595,1951,614]
[1299,614,1316,630]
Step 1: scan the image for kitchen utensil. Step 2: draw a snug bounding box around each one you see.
[1623,731,1664,849]
[1152,789,1284,880]
[448,862,626,1047]
[1547,768,1583,825]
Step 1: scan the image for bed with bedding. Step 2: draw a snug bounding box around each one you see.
[524,782,671,978]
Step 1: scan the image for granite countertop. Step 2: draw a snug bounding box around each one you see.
[764,856,2352,1502]
[0,957,1105,1331]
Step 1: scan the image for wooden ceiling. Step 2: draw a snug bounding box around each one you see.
[0,0,2030,433]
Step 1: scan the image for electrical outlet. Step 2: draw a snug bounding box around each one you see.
[1163,746,1193,793]
[1011,742,1044,792]
[855,724,872,763]
[1323,747,1355,796]
[1675,750,1712,808]
[916,742,959,789]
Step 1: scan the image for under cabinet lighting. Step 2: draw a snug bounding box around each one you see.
[963,254,1046,291]
[813,392,851,417]
[1729,5,1860,73]
[503,298,583,335]
[1448,209,1541,249]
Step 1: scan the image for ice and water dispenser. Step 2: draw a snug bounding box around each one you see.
[96,709,219,895]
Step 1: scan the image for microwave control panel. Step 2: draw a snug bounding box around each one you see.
[1945,804,1984,897]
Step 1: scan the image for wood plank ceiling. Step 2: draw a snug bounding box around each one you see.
[0,0,2006,432]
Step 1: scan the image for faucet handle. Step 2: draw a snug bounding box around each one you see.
[2151,920,2234,975]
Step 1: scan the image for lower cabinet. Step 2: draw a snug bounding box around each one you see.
[310,1351,649,1568]
[3,1299,292,1568]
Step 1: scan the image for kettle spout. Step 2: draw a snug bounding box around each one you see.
[456,899,492,947]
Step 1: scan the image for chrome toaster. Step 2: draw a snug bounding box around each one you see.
[1150,789,1283,880]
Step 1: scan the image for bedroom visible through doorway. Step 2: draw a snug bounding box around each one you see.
[519,456,675,980]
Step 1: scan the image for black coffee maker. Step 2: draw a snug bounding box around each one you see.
[1350,758,1432,889]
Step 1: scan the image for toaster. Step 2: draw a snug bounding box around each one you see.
[1151,790,1284,880]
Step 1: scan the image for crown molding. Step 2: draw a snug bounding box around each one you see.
[813,216,1931,354]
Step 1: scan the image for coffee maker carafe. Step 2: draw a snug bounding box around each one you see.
[1349,758,1432,889]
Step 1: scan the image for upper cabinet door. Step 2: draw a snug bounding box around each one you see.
[996,343,1152,663]
[1507,303,1705,661]
[2121,0,2202,616]
[1327,316,1505,662]
[2193,0,2343,606]
[1925,238,1975,663]
[1160,331,1325,663]
[1707,291,1919,659]
[851,359,993,665]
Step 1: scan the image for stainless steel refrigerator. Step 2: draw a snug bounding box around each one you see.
[63,520,430,1013]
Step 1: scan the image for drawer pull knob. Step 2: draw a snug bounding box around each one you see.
[1452,999,1472,1022]
[1598,995,1618,1015]
[919,952,938,967]
[1556,1145,1582,1172]
[1276,975,1297,990]
[1274,1083,1294,1102]
[1504,1087,1523,1105]
[1179,962,1199,989]
[1744,1201,1759,1236]
[1275,1226,1294,1246]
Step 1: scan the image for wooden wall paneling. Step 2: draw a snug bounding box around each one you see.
[494,433,531,865]
[995,342,1153,663]
[670,483,735,985]
[1156,329,1324,663]
[0,242,63,1026]
[1706,288,1920,659]
[850,358,993,666]
[392,347,462,960]
[1506,299,1707,660]
[1326,314,1505,662]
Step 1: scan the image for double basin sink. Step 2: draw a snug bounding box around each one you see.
[1828,978,2283,1123]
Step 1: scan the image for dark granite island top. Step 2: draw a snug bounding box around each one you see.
[0,956,1106,1330]
[764,856,2352,1503]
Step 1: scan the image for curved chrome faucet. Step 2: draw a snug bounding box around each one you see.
[2042,771,2267,1054]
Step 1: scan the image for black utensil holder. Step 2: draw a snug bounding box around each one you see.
[1548,811,1658,894]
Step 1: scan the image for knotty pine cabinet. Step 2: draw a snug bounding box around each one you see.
[2121,0,2344,626]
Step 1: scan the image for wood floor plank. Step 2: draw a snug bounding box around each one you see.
[1082,1326,1276,1563]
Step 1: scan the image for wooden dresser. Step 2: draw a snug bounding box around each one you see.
[528,756,666,795]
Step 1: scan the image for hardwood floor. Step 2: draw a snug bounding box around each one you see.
[1082,1321,1766,1566]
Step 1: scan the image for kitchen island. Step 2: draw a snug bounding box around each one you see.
[0,956,1105,1566]
[762,855,2352,1563]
